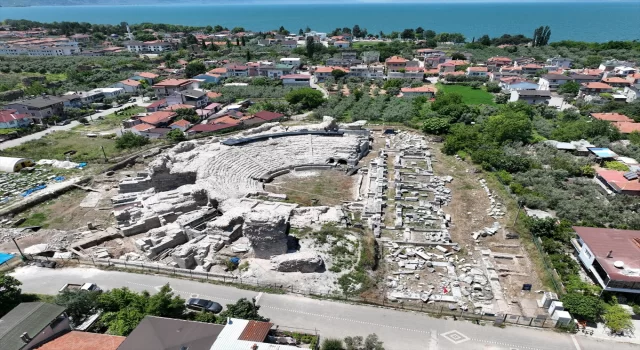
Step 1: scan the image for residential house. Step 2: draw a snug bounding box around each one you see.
[438,60,468,74]
[0,302,70,350]
[361,51,380,64]
[165,104,196,111]
[416,49,446,59]
[192,73,223,84]
[140,127,172,139]
[258,64,296,78]
[280,57,301,67]
[207,67,229,79]
[152,79,193,98]
[385,56,408,73]
[612,122,640,134]
[280,40,298,49]
[0,109,32,129]
[131,123,155,135]
[590,112,633,123]
[225,64,249,77]
[112,79,141,94]
[210,318,300,350]
[575,68,604,79]
[599,59,634,72]
[602,77,631,88]
[187,123,236,135]
[623,83,640,103]
[487,56,513,71]
[613,66,637,77]
[424,56,447,68]
[546,57,573,69]
[572,226,640,293]
[348,64,385,79]
[538,73,599,91]
[489,71,521,82]
[342,51,357,60]
[333,41,350,49]
[123,40,172,53]
[118,316,224,350]
[388,66,424,80]
[510,90,552,104]
[5,96,64,124]
[325,58,362,68]
[499,78,538,91]
[166,89,208,108]
[500,65,522,74]
[580,82,614,95]
[305,31,327,40]
[281,74,311,87]
[466,66,488,77]
[139,111,177,127]
[400,86,436,98]
[59,94,82,108]
[313,66,348,82]
[169,119,192,132]
[520,63,544,75]
[131,72,159,84]
[34,331,125,350]
[254,111,285,122]
[69,33,91,43]
[145,99,167,113]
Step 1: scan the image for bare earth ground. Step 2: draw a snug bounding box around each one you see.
[430,142,546,316]
[265,170,356,206]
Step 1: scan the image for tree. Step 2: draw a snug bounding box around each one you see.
[451,52,466,60]
[400,28,415,40]
[352,25,363,38]
[533,25,551,47]
[185,60,206,78]
[561,293,604,322]
[241,36,246,46]
[213,25,224,32]
[424,29,436,39]
[469,81,482,89]
[285,88,325,110]
[103,307,146,336]
[422,117,450,135]
[236,38,240,46]
[344,334,384,350]
[331,69,347,80]
[167,129,186,143]
[246,50,252,62]
[55,290,100,326]
[0,274,22,318]
[145,284,186,319]
[484,112,532,144]
[306,36,316,58]
[603,298,634,334]
[486,82,502,93]
[193,311,217,323]
[278,26,289,35]
[322,338,345,350]
[226,39,232,49]
[479,34,491,46]
[415,27,425,36]
[115,131,150,149]
[231,26,245,33]
[174,108,200,123]
[217,298,268,324]
[305,26,311,33]
[557,81,580,96]
[495,93,509,104]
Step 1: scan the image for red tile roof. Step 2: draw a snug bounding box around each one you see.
[170,119,191,127]
[139,111,176,125]
[281,74,311,80]
[315,66,348,73]
[208,67,228,74]
[603,77,631,85]
[488,56,513,64]
[153,79,192,88]
[120,79,141,87]
[468,66,488,72]
[0,109,30,123]
[35,331,125,350]
[204,102,222,110]
[165,104,195,111]
[146,99,167,109]
[254,111,285,121]
[138,72,159,79]
[385,56,408,64]
[132,123,155,132]
[613,122,640,134]
[590,113,633,123]
[238,320,274,342]
[522,63,543,69]
[211,115,241,126]
[582,82,613,89]
[573,225,640,282]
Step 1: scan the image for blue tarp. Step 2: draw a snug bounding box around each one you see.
[77,162,87,169]
[588,147,618,159]
[21,184,47,197]
[54,176,65,182]
[229,257,240,265]
[0,252,15,265]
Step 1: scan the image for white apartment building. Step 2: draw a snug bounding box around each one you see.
[0,41,79,56]
[348,65,385,79]
[124,40,172,53]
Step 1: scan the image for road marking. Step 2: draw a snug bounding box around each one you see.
[255,292,264,305]
[428,329,438,350]
[441,330,470,345]
[571,335,582,350]
[469,338,544,350]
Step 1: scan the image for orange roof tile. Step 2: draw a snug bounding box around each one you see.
[138,72,159,79]
[582,82,613,89]
[211,115,241,126]
[603,77,631,84]
[238,320,274,342]
[385,56,408,64]
[132,123,155,132]
[468,66,488,72]
[120,79,141,87]
[208,67,227,74]
[315,66,349,73]
[597,169,640,192]
[590,113,633,123]
[613,122,640,134]
[139,111,176,125]
[35,331,125,350]
[153,79,192,87]
[170,119,191,127]
[165,104,195,111]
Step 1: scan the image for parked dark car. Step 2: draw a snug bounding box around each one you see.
[186,298,223,313]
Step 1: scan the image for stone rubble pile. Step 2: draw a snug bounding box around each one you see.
[479,179,505,219]
[472,222,501,241]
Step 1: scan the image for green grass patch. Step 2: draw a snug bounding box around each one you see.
[0,130,126,162]
[438,84,496,105]
[19,212,49,228]
[0,128,19,135]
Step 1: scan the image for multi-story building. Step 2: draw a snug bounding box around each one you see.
[0,40,79,56]
[5,96,65,124]
[123,40,172,53]
[152,79,194,98]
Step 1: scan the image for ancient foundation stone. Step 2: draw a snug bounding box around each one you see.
[270,252,324,273]
[243,211,289,259]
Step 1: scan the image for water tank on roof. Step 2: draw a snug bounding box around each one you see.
[614,261,625,269]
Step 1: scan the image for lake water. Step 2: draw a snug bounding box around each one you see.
[2,2,640,42]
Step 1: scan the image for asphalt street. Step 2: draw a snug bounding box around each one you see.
[10,266,636,350]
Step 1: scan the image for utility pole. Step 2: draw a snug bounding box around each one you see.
[12,238,26,260]
[101,145,108,162]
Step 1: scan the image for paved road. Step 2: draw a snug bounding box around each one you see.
[310,75,329,99]
[10,266,635,350]
[0,98,146,150]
